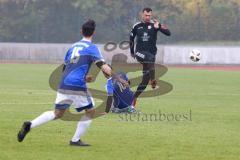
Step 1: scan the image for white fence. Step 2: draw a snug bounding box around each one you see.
[163,46,240,65]
[0,43,239,65]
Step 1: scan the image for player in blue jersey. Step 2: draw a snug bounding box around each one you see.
[105,72,136,113]
[17,20,128,146]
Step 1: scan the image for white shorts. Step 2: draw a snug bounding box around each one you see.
[55,90,94,112]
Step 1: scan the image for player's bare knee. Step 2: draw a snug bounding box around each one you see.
[54,109,65,119]
[85,109,95,119]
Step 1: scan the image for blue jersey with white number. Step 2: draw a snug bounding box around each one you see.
[106,73,134,109]
[59,39,104,91]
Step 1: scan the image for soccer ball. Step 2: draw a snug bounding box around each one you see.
[189,49,201,62]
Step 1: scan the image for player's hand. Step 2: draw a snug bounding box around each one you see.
[85,75,93,83]
[153,19,160,29]
[160,24,168,30]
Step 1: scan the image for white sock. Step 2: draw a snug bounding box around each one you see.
[71,116,92,142]
[31,111,55,128]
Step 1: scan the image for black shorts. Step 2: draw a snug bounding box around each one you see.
[135,51,156,63]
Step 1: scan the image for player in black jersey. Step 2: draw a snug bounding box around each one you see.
[130,7,171,107]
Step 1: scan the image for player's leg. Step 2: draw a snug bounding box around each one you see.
[70,92,94,146]
[17,92,71,142]
[17,109,66,142]
[112,89,137,113]
[149,62,155,80]
[30,109,66,128]
[133,62,151,106]
[149,62,157,89]
[140,52,157,89]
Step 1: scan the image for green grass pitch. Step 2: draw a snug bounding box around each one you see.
[0,63,239,160]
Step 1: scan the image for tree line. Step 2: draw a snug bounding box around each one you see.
[0,0,239,43]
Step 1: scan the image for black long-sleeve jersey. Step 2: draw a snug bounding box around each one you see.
[130,21,171,55]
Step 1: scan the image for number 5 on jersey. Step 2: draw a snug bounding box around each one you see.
[70,46,84,63]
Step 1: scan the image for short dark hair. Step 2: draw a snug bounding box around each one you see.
[142,7,152,13]
[82,19,96,37]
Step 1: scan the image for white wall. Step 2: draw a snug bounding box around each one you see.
[0,43,239,65]
[163,46,240,65]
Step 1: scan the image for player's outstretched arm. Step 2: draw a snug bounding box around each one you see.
[100,64,112,78]
[159,24,171,36]
[98,63,129,88]
[153,19,171,36]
